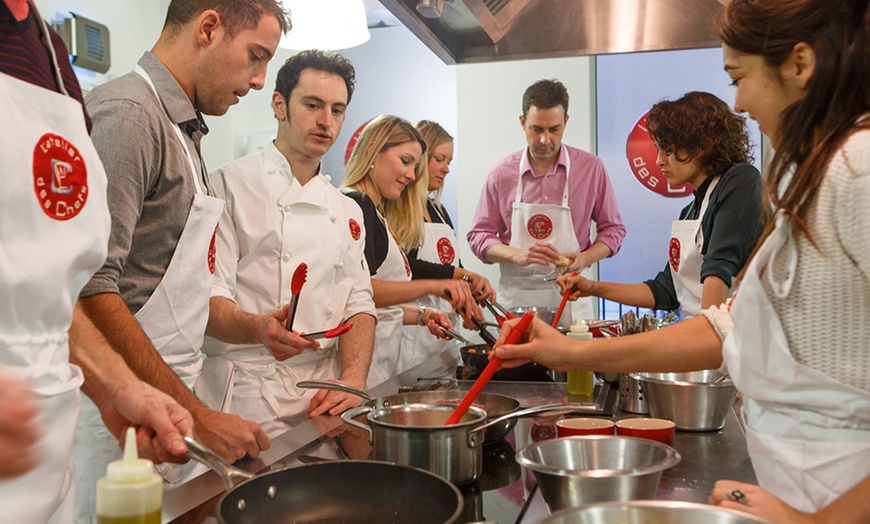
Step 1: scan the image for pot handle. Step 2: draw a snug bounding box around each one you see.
[340,405,374,443]
[296,380,375,402]
[474,403,592,433]
[183,436,256,489]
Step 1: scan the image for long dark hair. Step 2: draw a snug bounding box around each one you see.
[714,0,870,245]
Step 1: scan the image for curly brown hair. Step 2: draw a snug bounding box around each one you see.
[645,91,753,179]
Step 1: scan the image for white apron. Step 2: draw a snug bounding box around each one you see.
[498,147,589,324]
[0,4,110,522]
[196,175,345,437]
[723,210,870,512]
[398,203,460,374]
[366,214,411,388]
[74,65,223,518]
[668,176,720,318]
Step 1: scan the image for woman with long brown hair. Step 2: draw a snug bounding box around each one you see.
[493,0,870,521]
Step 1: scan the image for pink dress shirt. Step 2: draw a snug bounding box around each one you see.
[467,145,626,262]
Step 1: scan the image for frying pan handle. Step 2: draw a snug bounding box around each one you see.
[340,406,374,443]
[183,436,256,489]
[473,403,594,433]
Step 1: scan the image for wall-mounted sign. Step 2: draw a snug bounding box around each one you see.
[625,112,692,198]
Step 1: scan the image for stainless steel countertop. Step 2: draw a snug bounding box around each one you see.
[163,349,756,523]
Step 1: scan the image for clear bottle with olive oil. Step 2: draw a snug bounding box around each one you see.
[96,427,162,524]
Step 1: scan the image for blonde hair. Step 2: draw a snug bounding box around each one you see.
[342,115,428,251]
[415,120,454,209]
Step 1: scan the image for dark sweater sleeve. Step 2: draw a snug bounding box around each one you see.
[406,200,460,279]
[698,163,764,286]
[342,191,388,276]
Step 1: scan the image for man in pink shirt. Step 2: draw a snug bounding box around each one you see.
[467,79,626,322]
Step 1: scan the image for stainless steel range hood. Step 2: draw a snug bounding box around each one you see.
[377,0,728,64]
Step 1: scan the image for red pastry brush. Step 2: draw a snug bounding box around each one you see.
[285,263,307,331]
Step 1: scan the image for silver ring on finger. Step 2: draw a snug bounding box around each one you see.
[727,489,747,504]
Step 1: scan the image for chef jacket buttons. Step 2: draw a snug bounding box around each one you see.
[282,253,291,262]
[284,205,292,213]
[334,261,344,269]
[329,214,337,222]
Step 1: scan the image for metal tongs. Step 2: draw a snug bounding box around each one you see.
[437,325,475,346]
[481,296,516,327]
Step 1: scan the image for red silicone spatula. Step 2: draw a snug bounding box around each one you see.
[445,311,535,425]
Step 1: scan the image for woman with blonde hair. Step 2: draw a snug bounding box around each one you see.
[342,115,482,386]
[399,120,496,373]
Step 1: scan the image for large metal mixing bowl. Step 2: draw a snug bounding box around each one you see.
[515,436,680,512]
[631,370,737,431]
[542,500,773,523]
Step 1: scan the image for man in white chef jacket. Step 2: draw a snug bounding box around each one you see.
[200,49,375,436]
[467,79,626,324]
[73,1,288,519]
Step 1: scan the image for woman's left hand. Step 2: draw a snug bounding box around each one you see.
[423,308,453,338]
[709,480,815,524]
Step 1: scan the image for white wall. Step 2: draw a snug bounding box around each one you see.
[455,57,597,299]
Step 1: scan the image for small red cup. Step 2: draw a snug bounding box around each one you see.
[556,417,615,438]
[615,418,676,445]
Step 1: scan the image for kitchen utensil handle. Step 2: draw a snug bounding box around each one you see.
[445,311,535,425]
[285,294,300,331]
[183,436,256,489]
[474,402,595,433]
[551,272,577,328]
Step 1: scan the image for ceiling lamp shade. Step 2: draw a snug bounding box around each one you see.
[279,0,371,51]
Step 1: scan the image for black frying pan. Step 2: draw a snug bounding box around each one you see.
[460,343,555,382]
[184,437,463,524]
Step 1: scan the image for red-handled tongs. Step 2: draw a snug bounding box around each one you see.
[285,263,307,331]
[301,323,353,340]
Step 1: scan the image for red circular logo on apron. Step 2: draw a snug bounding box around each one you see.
[668,237,681,273]
[626,112,693,198]
[349,218,361,241]
[207,225,218,274]
[437,237,455,264]
[527,214,553,240]
[401,250,411,277]
[32,133,88,221]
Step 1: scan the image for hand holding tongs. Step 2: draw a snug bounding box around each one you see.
[445,288,498,347]
[301,322,353,340]
[285,263,307,331]
[437,325,475,346]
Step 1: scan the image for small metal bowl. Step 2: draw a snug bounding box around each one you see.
[542,500,773,523]
[515,436,680,512]
[631,370,737,431]
[509,306,558,326]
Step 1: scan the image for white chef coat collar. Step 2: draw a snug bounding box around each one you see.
[265,143,332,210]
[263,141,325,181]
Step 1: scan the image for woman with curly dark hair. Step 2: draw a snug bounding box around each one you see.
[558,91,763,318]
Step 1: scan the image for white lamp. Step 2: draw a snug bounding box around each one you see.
[279,0,371,51]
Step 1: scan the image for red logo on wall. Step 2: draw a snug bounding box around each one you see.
[437,237,455,264]
[32,133,89,220]
[207,225,218,274]
[668,237,681,272]
[349,218,361,241]
[527,214,553,240]
[626,112,692,198]
[344,119,374,165]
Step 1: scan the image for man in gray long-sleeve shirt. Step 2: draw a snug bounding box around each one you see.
[73,1,290,520]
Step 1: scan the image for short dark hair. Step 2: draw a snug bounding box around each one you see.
[522,79,569,118]
[163,0,291,37]
[646,91,753,178]
[275,49,356,104]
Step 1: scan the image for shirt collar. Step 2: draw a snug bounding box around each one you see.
[523,145,567,178]
[264,141,324,182]
[136,52,203,137]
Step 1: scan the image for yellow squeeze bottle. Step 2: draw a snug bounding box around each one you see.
[566,318,594,396]
[96,427,162,524]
